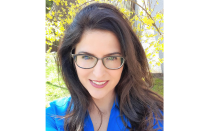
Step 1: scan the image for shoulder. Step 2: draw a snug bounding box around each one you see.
[46,96,71,116]
[46,96,71,131]
[46,96,72,116]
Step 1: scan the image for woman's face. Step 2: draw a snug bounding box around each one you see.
[74,30,124,100]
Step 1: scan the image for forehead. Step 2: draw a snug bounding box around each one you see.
[75,30,121,56]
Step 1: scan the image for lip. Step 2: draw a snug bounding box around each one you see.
[89,80,109,88]
[90,80,108,82]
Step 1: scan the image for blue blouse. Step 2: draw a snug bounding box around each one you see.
[46,96,163,131]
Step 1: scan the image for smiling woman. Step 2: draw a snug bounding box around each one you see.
[46,2,163,131]
[74,30,123,105]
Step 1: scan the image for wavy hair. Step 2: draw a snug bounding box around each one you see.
[57,2,163,131]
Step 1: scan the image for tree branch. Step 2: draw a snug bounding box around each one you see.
[125,0,162,35]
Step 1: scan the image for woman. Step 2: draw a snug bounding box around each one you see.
[46,2,163,131]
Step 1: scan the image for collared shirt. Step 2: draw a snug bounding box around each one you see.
[46,96,163,131]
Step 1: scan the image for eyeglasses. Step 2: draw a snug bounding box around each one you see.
[71,54,125,70]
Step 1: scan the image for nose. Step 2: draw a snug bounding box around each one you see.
[92,59,106,78]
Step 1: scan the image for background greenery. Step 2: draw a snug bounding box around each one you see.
[45,52,163,108]
[46,0,53,13]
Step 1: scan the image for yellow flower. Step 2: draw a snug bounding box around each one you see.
[46,7,51,10]
[146,18,154,26]
[147,53,151,58]
[64,1,68,6]
[140,11,143,16]
[156,13,163,20]
[46,13,53,19]
[142,17,154,26]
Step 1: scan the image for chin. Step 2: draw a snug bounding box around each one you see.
[85,82,115,100]
[89,92,107,100]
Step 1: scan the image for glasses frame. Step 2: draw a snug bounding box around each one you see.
[71,54,125,70]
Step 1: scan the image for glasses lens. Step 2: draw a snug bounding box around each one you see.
[103,56,124,69]
[76,55,97,68]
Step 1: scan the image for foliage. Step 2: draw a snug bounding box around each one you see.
[46,52,68,107]
[152,77,163,96]
[46,82,69,107]
[46,52,66,87]
[128,0,164,71]
[45,0,164,71]
[46,0,53,13]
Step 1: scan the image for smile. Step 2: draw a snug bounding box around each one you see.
[92,81,106,85]
[89,80,109,88]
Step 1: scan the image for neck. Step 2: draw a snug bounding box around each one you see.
[90,91,116,114]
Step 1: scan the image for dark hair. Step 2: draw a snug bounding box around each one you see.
[57,2,163,131]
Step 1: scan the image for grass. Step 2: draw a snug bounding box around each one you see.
[46,52,68,107]
[45,52,163,107]
[152,78,164,97]
[46,82,69,107]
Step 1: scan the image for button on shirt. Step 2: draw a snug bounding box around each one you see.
[46,97,163,131]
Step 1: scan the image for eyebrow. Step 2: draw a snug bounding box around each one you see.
[77,51,121,57]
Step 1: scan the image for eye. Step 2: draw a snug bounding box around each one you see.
[106,56,117,60]
[81,55,93,60]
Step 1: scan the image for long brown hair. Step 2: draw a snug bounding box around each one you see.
[57,2,163,131]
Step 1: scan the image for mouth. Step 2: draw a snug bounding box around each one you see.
[89,79,109,88]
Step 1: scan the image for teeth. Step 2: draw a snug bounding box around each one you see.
[92,81,107,85]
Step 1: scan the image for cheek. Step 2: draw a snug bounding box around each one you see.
[110,67,123,82]
[75,65,90,82]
